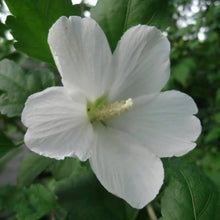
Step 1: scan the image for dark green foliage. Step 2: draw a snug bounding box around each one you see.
[8,155,139,220]
[91,0,172,51]
[161,159,219,220]
[0,184,58,220]
[0,129,16,158]
[18,153,54,187]
[0,59,55,117]
[54,159,138,220]
[166,0,220,186]
[50,157,81,181]
[0,22,6,37]
[5,0,81,64]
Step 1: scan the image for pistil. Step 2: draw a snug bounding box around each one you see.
[87,98,133,123]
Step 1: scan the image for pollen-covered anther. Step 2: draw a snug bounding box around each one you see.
[95,98,133,121]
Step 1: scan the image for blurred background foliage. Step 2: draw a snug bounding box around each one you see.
[0,0,219,219]
[166,0,220,187]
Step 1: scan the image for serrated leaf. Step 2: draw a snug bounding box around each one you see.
[0,59,55,117]
[5,0,81,64]
[17,184,58,220]
[18,152,54,187]
[0,184,58,220]
[0,185,18,211]
[91,0,171,51]
[0,129,16,158]
[161,159,219,220]
[54,160,138,220]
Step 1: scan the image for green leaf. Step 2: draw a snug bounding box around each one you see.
[0,184,58,220]
[54,160,138,220]
[0,59,55,117]
[5,0,81,64]
[214,112,220,123]
[0,129,16,158]
[0,22,7,37]
[0,185,17,211]
[17,184,58,220]
[91,0,171,51]
[215,89,220,104]
[50,157,80,181]
[172,58,196,86]
[161,159,219,220]
[205,127,220,144]
[18,152,54,187]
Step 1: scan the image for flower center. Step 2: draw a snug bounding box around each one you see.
[87,96,133,123]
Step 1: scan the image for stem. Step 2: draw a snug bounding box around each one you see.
[146,204,157,220]
[14,120,26,134]
[50,211,55,220]
[0,148,21,173]
[15,139,24,147]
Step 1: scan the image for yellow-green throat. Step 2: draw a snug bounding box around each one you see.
[87,95,133,123]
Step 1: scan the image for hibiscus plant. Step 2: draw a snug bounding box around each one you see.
[0,0,219,220]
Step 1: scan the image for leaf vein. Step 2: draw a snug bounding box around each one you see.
[197,187,213,218]
[180,170,197,220]
[123,0,132,32]
[0,73,30,95]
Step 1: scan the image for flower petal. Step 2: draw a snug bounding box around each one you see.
[22,87,93,161]
[90,126,164,209]
[48,16,112,101]
[108,91,201,157]
[108,25,170,101]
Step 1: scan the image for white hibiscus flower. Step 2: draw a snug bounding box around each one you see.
[21,16,201,209]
